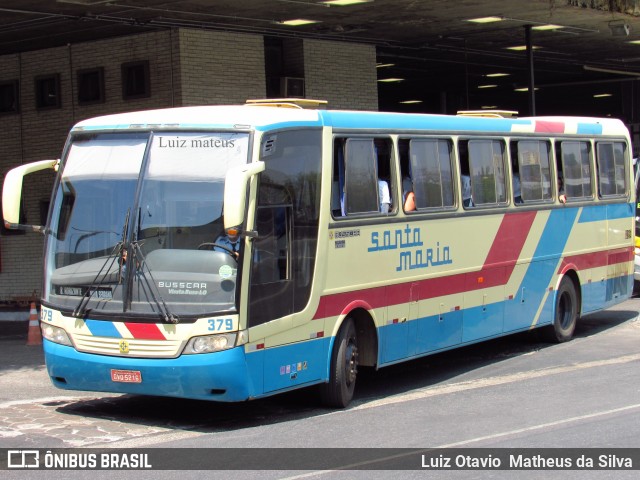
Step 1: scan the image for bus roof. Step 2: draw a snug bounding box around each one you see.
[72,105,629,138]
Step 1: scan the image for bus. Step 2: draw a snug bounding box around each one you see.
[2,100,635,408]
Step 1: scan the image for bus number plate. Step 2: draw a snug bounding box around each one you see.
[110,369,142,383]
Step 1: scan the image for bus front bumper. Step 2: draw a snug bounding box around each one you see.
[43,339,256,402]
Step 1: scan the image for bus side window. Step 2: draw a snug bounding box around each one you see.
[512,140,553,204]
[466,139,507,206]
[557,140,593,201]
[596,141,627,197]
[345,139,378,214]
[335,137,395,216]
[403,138,455,211]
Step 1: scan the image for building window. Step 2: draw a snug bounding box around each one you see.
[121,60,150,100]
[0,80,19,114]
[35,74,61,110]
[77,67,105,105]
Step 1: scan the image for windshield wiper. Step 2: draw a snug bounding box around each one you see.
[130,241,179,324]
[72,209,130,318]
[71,242,124,318]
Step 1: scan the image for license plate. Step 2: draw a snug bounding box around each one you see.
[110,369,142,383]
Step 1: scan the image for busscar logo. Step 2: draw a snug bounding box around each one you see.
[8,450,39,468]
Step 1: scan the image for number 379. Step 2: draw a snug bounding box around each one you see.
[208,318,233,332]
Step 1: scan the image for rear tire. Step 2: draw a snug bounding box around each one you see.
[544,276,578,343]
[320,318,358,408]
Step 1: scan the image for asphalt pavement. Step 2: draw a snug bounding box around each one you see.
[1,297,638,454]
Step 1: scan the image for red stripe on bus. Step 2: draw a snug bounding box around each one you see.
[480,211,537,280]
[482,211,536,269]
[312,245,633,321]
[535,120,565,133]
[608,247,635,265]
[124,323,166,340]
[314,213,535,320]
[558,247,633,273]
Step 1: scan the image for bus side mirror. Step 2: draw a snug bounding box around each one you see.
[2,159,59,233]
[223,161,265,233]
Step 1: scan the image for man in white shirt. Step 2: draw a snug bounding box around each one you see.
[378,179,391,213]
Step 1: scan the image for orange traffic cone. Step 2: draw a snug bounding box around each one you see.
[26,301,42,346]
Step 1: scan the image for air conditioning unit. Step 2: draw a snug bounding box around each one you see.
[280,77,305,97]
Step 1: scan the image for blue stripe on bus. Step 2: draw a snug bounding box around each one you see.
[578,204,606,223]
[321,111,533,133]
[84,319,122,338]
[254,120,324,131]
[576,123,603,135]
[504,208,578,330]
[578,202,634,223]
[531,208,579,259]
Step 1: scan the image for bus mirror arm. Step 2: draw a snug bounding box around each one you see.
[2,159,59,233]
[223,161,266,232]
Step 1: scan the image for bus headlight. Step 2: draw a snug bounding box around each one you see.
[41,323,73,346]
[184,330,248,354]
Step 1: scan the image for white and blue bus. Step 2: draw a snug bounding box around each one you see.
[3,100,634,407]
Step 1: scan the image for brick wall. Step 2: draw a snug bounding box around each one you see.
[303,39,378,110]
[178,29,266,105]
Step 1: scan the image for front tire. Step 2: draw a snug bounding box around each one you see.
[544,276,579,343]
[320,318,358,408]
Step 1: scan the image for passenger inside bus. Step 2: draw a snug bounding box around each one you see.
[513,172,522,204]
[401,175,416,211]
[458,143,474,207]
[558,173,567,203]
[398,142,416,212]
[509,143,523,204]
[378,178,391,213]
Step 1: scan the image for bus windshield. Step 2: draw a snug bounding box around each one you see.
[44,131,250,318]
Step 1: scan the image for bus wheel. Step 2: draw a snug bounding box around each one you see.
[320,318,358,408]
[544,276,578,343]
